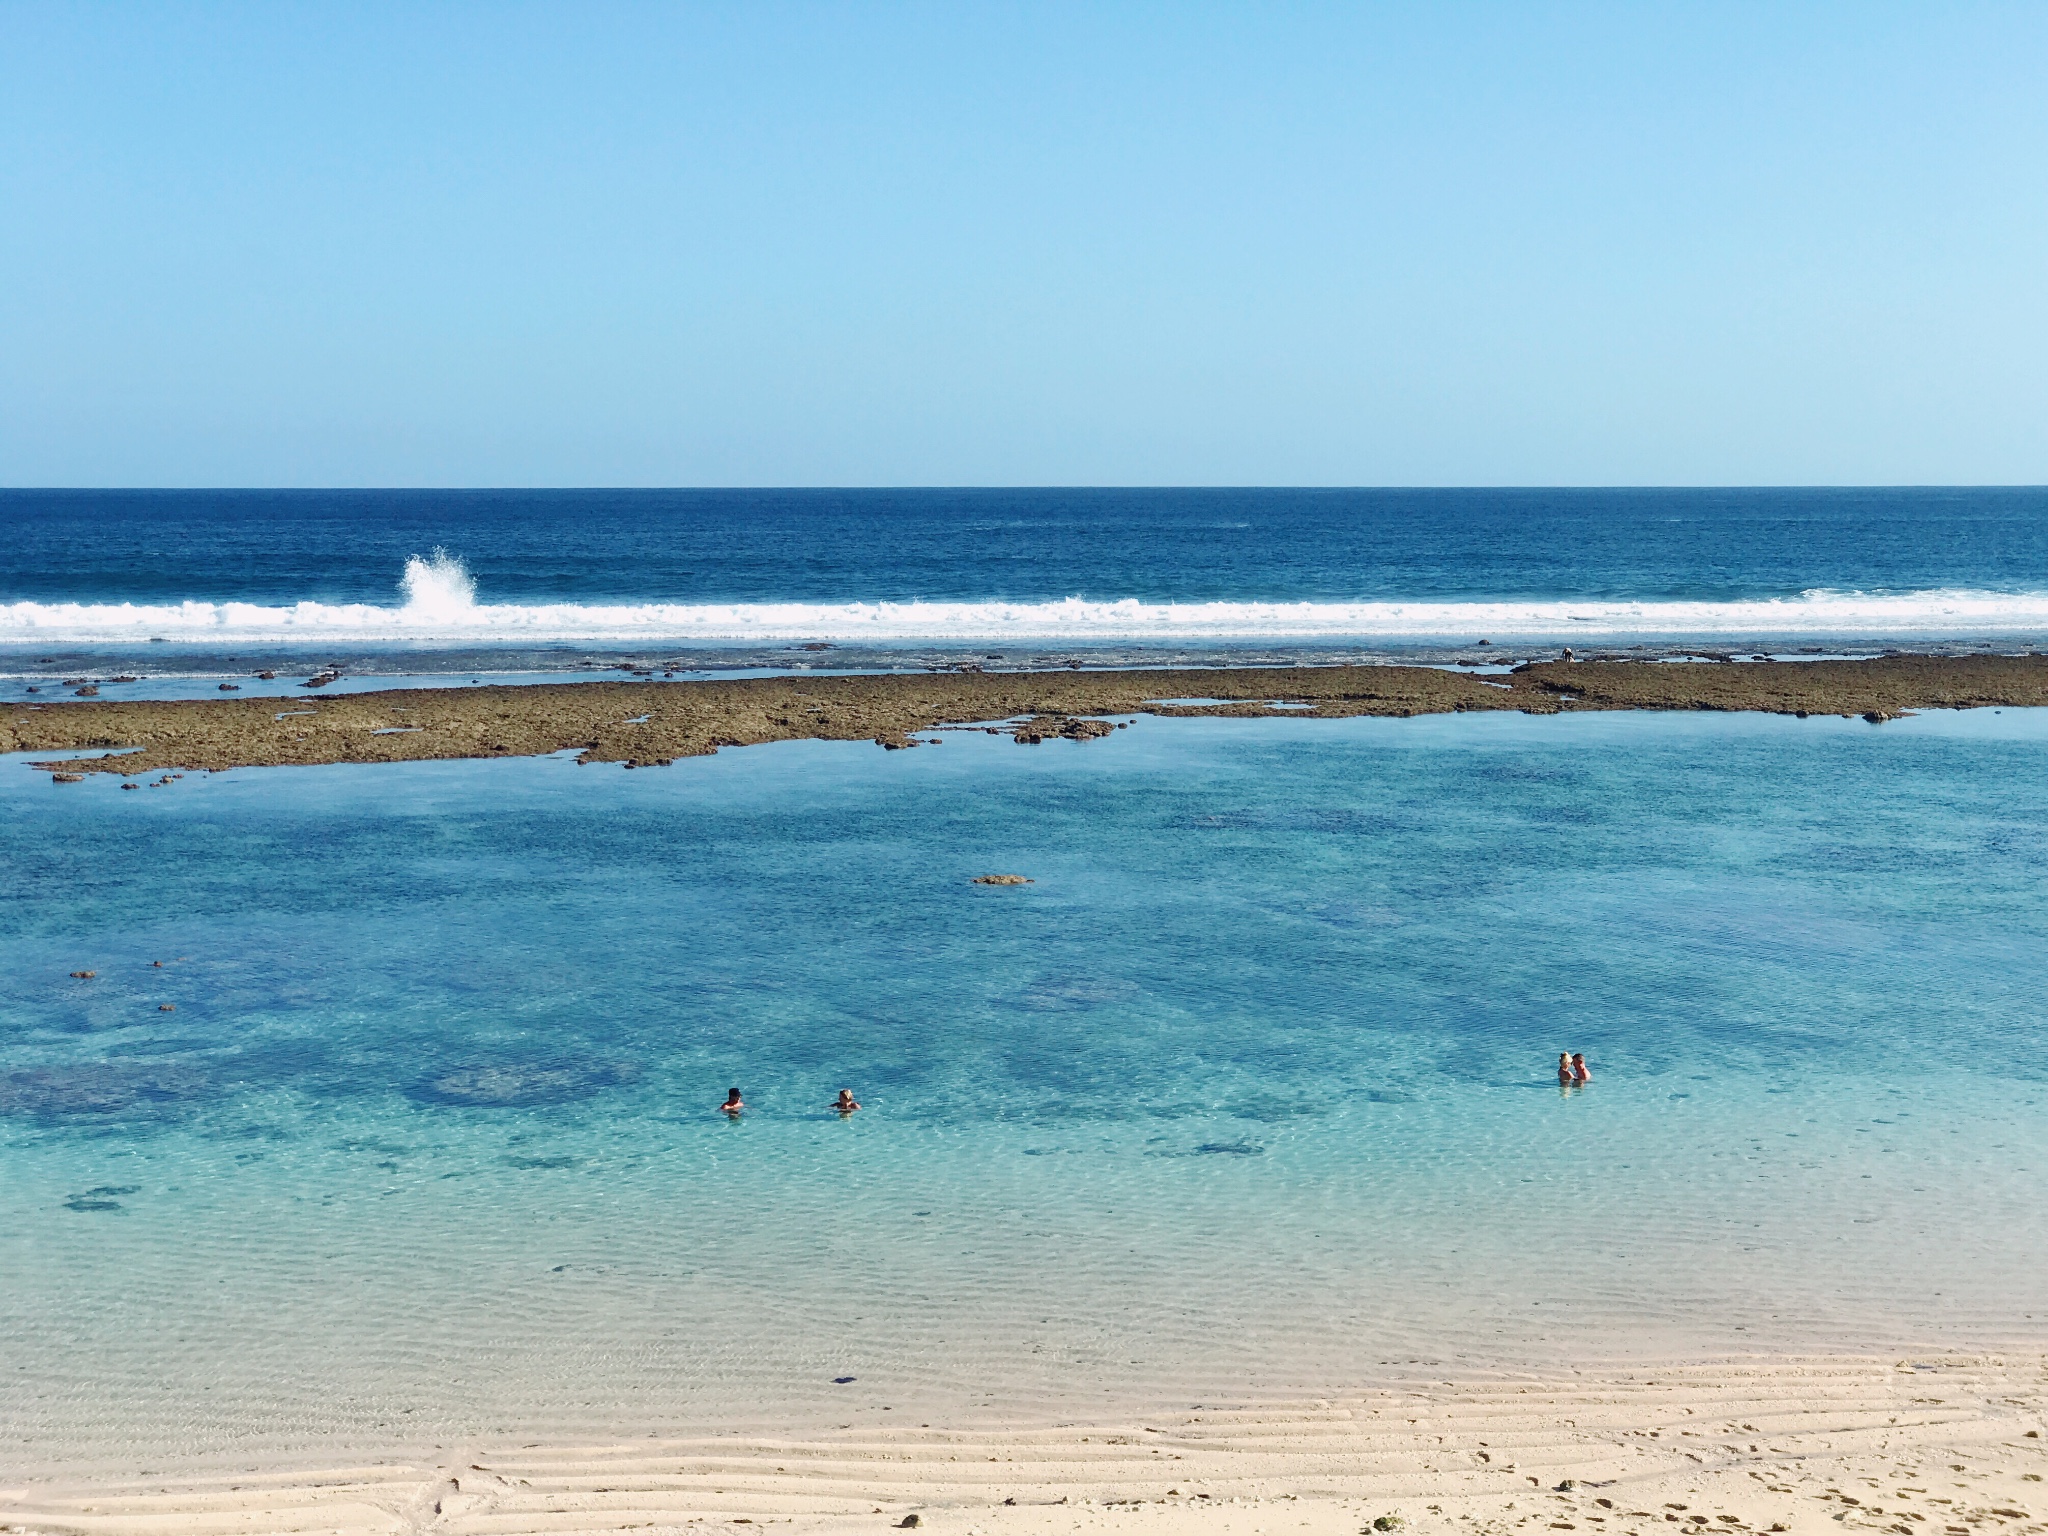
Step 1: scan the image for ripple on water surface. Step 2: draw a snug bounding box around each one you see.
[3,710,2047,1472]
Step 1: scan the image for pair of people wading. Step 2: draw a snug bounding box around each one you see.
[720,1087,860,1117]
[1556,1052,1590,1087]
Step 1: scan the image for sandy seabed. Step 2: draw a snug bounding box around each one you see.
[0,1356,2042,1535]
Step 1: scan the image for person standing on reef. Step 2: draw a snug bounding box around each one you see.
[721,1088,744,1117]
[1570,1053,1590,1084]
[831,1088,861,1115]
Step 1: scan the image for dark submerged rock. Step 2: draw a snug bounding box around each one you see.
[0,1062,211,1122]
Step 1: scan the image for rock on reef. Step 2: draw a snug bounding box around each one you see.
[10,655,2047,778]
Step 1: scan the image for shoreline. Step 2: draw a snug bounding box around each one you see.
[2,1354,2040,1535]
[9,654,2048,777]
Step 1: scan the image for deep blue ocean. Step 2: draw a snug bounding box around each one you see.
[4,490,2047,1474]
[5,487,2048,606]
[4,489,2048,682]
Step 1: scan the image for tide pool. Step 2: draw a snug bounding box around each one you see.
[4,711,2046,1474]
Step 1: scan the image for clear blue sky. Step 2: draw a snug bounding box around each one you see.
[3,2,2045,487]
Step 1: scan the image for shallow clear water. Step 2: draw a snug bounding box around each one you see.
[5,711,2048,1472]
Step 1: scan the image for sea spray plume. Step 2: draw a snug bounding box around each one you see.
[398,548,476,617]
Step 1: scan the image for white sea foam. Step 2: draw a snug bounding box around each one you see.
[3,554,2046,644]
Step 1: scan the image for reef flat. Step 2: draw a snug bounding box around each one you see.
[10,654,2048,777]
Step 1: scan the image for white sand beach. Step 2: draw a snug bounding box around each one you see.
[4,1354,2042,1536]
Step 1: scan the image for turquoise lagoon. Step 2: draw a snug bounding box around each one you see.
[4,710,2047,1474]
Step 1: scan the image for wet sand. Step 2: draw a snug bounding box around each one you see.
[1,1354,2041,1535]
[8,655,2048,778]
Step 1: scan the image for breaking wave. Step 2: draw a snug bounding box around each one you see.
[4,553,2048,644]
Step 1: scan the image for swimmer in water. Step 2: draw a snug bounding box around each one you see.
[1570,1053,1590,1084]
[1558,1052,1574,1085]
[832,1088,861,1115]
[721,1088,744,1116]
